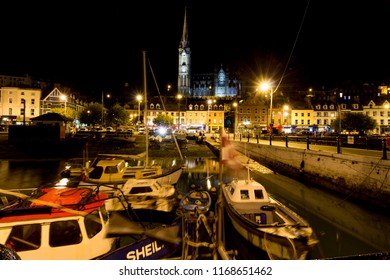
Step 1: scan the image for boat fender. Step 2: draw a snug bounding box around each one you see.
[261,205,276,211]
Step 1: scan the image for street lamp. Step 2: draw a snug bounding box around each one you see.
[60,95,67,116]
[260,82,274,145]
[233,101,238,135]
[136,94,142,124]
[176,94,182,128]
[101,92,110,127]
[260,82,274,134]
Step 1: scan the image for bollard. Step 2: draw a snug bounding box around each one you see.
[285,135,288,147]
[306,136,310,150]
[239,133,241,141]
[337,136,341,154]
[256,134,259,144]
[269,134,272,146]
[382,138,387,160]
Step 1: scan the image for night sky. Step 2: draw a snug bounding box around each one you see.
[1,1,389,98]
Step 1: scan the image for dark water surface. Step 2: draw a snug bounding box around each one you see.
[1,157,389,260]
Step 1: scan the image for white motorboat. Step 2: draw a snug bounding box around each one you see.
[220,178,319,260]
[105,178,178,213]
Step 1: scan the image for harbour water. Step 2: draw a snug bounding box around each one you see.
[1,157,389,259]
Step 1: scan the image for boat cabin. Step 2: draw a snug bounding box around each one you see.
[81,158,128,183]
[224,179,274,224]
[226,179,271,203]
[0,187,114,260]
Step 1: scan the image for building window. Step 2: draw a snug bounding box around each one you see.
[31,109,35,116]
[31,99,35,105]
[9,98,12,104]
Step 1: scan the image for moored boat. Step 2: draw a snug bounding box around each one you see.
[0,186,181,260]
[220,178,319,260]
[180,190,212,215]
[104,178,179,214]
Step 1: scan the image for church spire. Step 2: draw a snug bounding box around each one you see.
[180,7,189,48]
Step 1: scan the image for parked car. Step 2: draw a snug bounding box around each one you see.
[106,127,115,133]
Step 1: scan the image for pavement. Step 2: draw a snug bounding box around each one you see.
[223,133,388,159]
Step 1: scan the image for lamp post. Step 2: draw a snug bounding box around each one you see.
[136,94,142,125]
[101,92,110,127]
[233,101,238,136]
[260,82,274,144]
[60,95,67,116]
[176,94,182,129]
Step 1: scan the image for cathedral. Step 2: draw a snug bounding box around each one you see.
[177,8,241,99]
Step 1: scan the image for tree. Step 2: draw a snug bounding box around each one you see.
[79,103,103,127]
[51,107,78,121]
[153,113,174,127]
[105,103,129,127]
[332,112,376,134]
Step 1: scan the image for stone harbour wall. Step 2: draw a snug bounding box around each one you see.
[229,141,390,210]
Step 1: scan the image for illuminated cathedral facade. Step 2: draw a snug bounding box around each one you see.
[177,8,241,98]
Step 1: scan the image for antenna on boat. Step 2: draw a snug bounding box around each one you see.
[143,50,149,167]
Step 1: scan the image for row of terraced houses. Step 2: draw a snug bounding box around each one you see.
[0,73,389,136]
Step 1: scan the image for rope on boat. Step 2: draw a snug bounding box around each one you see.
[181,210,218,259]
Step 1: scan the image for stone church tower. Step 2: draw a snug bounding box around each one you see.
[178,8,191,96]
[177,8,241,98]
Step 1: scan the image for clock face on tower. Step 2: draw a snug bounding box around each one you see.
[181,65,187,73]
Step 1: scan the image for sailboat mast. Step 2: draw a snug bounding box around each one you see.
[143,50,149,166]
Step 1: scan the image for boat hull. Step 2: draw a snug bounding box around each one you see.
[223,203,313,260]
[98,221,182,260]
[221,182,318,260]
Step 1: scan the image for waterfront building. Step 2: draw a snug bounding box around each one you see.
[0,87,41,127]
